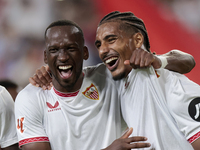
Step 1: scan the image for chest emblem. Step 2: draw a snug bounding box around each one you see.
[82,83,99,100]
[46,101,61,112]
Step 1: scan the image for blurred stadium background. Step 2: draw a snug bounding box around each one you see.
[0,0,200,89]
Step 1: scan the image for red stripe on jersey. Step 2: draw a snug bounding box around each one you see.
[19,137,49,147]
[53,87,79,97]
[188,131,200,143]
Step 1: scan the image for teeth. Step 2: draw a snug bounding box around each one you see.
[58,65,72,70]
[105,57,118,64]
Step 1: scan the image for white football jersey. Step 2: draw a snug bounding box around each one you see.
[118,67,200,150]
[0,86,18,148]
[15,64,126,150]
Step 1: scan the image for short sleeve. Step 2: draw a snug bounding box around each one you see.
[0,86,18,148]
[15,86,49,148]
[166,71,200,143]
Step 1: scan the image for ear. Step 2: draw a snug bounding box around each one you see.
[133,32,144,48]
[44,50,48,64]
[83,46,89,60]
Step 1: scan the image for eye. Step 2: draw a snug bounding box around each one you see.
[49,48,58,53]
[108,37,117,43]
[95,43,101,49]
[68,47,77,52]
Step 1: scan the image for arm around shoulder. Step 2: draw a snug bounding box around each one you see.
[160,50,195,74]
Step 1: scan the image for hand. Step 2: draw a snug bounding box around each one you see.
[124,48,161,69]
[29,65,52,90]
[103,127,151,150]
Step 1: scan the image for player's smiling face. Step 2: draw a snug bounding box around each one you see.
[44,25,88,92]
[95,21,135,80]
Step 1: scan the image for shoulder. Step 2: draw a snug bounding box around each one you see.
[15,84,49,120]
[16,84,43,99]
[83,63,118,89]
[83,63,113,79]
[0,86,14,113]
[15,84,46,109]
[0,85,13,101]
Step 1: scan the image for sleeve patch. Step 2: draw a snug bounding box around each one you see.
[188,97,200,122]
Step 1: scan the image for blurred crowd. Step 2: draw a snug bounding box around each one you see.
[0,0,200,89]
[0,0,101,88]
[155,0,200,35]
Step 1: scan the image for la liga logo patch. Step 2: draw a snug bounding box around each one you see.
[82,83,99,100]
[188,97,200,122]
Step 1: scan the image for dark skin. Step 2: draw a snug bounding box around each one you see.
[95,21,195,80]
[29,45,195,89]
[44,25,89,93]
[162,49,195,74]
[102,128,150,150]
[1,143,20,150]
[21,142,51,150]
[28,23,196,150]
[25,25,150,150]
[22,25,89,150]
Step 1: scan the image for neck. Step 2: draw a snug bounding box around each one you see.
[52,73,84,93]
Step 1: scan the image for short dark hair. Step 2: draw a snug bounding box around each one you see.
[0,80,18,89]
[44,20,85,44]
[99,11,150,51]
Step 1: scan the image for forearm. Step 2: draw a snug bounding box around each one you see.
[160,50,195,74]
[1,143,20,150]
[21,142,51,150]
[191,138,200,150]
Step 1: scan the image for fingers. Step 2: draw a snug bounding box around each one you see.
[29,77,39,87]
[124,141,151,149]
[125,136,148,143]
[120,127,133,139]
[152,55,162,69]
[120,127,151,149]
[40,65,52,82]
[122,136,151,149]
[45,65,51,74]
[29,66,53,90]
[125,48,155,69]
[106,128,151,150]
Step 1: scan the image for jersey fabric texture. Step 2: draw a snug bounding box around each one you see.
[0,86,18,148]
[15,64,126,150]
[118,67,200,150]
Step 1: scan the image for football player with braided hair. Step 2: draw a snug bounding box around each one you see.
[95,11,200,149]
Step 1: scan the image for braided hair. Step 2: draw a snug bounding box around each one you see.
[99,11,150,52]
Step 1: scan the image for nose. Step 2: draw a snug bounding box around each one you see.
[58,49,69,62]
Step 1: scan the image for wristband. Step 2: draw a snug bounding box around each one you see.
[157,55,168,68]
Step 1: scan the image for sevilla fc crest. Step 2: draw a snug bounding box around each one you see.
[82,83,99,100]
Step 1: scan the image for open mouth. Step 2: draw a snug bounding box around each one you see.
[58,65,73,79]
[104,56,119,70]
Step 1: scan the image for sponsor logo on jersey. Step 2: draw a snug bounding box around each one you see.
[17,117,25,133]
[82,83,99,100]
[46,101,61,112]
[188,97,200,122]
